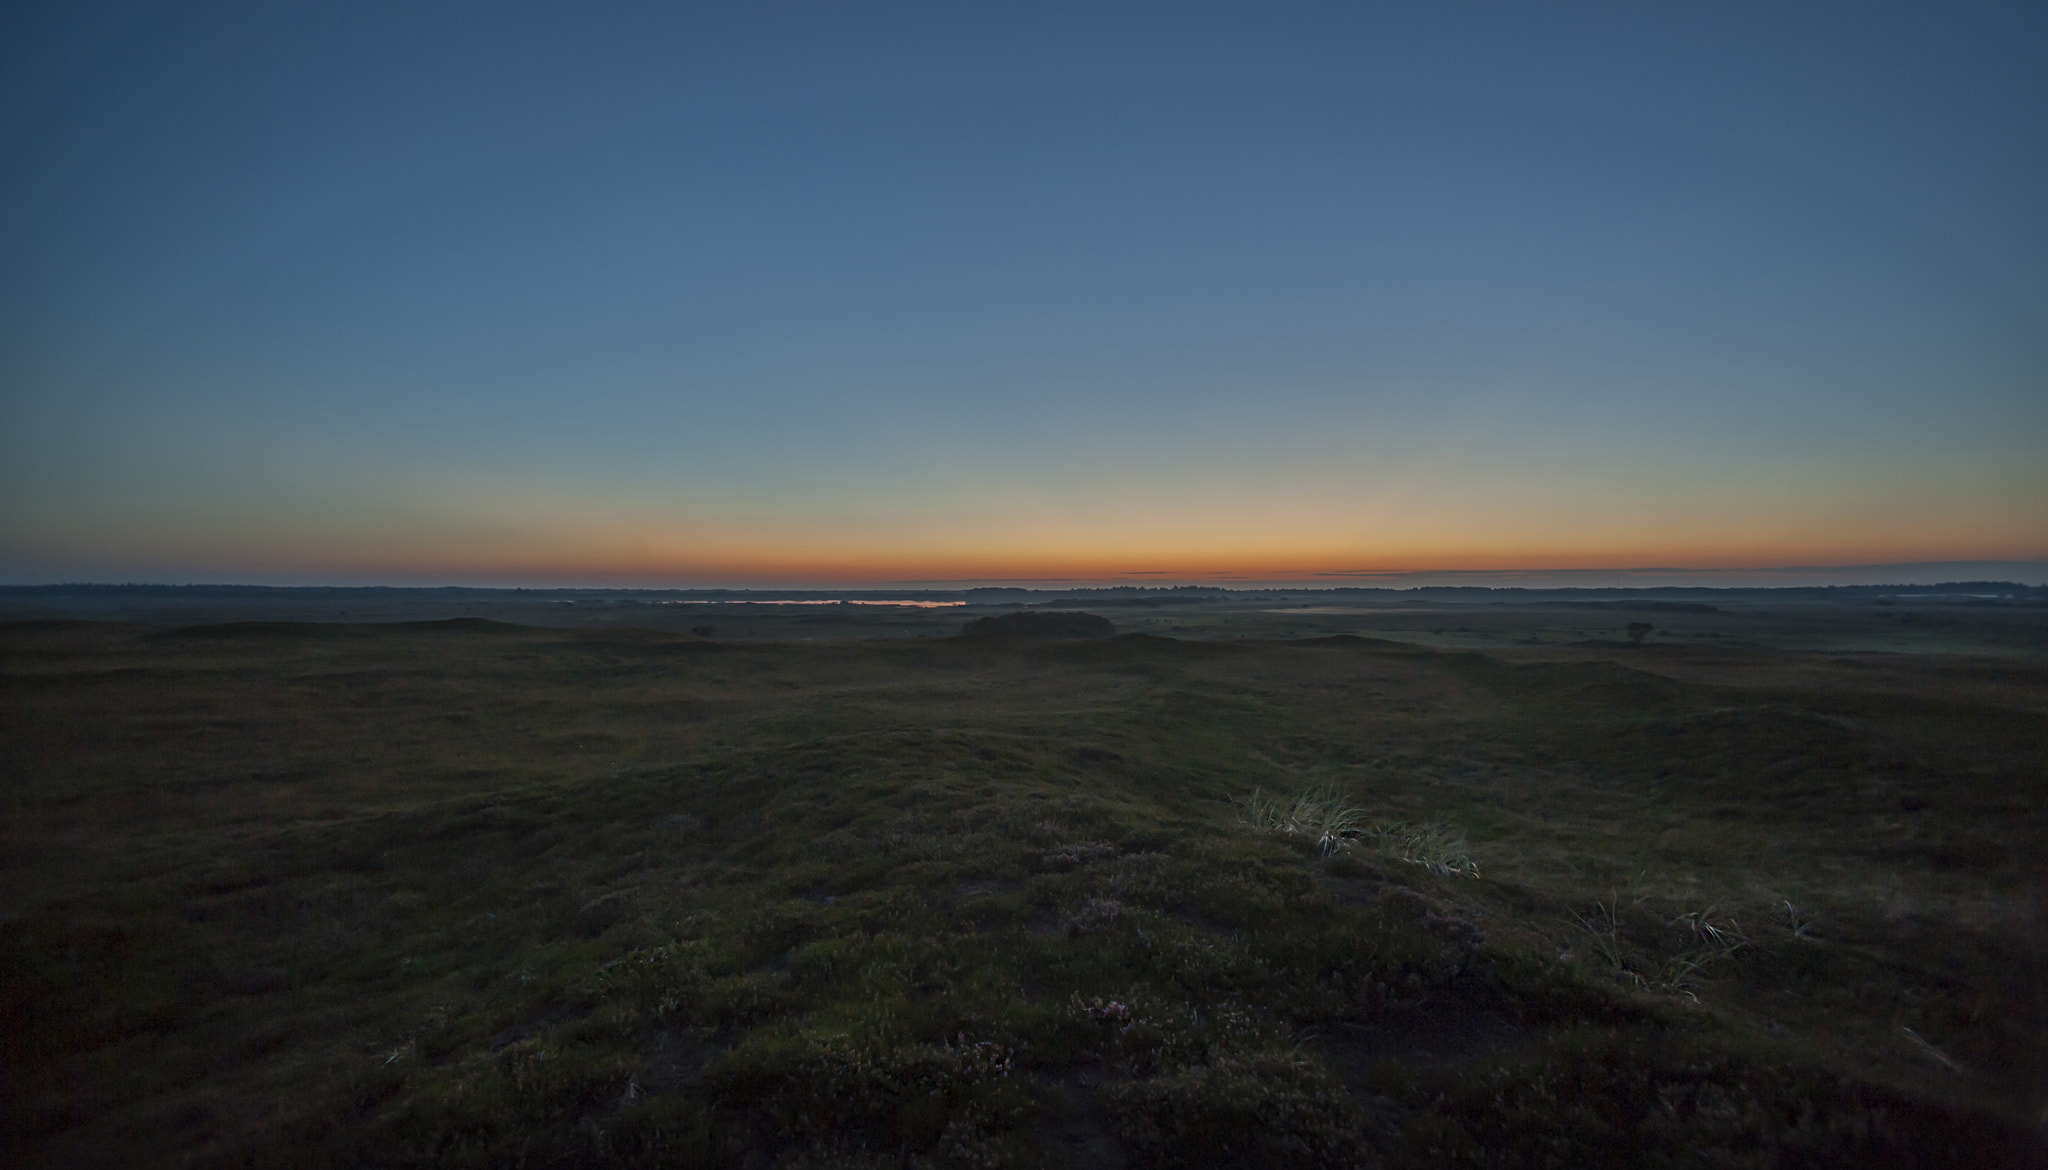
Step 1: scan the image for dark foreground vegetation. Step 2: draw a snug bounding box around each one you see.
[2,597,2044,1166]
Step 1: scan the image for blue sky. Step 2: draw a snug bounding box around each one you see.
[3,2,2044,586]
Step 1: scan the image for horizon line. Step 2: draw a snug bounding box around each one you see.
[6,557,2046,593]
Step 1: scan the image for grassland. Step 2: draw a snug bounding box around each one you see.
[2,594,2044,1167]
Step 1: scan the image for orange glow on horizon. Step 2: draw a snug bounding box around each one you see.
[139,535,2047,588]
[18,484,2041,587]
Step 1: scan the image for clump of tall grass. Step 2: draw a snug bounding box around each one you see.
[1361,819,1481,878]
[1568,894,1750,1001]
[1237,786,1478,876]
[1237,786,1365,856]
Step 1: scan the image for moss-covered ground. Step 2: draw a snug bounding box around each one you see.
[3,612,2043,1166]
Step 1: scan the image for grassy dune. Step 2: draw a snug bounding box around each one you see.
[2,613,2043,1166]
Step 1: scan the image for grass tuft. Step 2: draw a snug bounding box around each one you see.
[1239,785,1480,875]
[1237,785,1366,856]
[1361,818,1481,877]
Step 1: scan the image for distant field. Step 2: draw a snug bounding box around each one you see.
[4,583,2044,657]
[2,600,2043,1166]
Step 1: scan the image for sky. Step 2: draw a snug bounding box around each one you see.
[3,2,2044,588]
